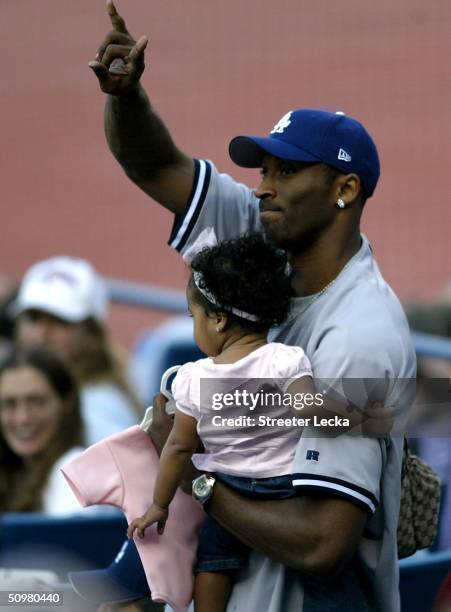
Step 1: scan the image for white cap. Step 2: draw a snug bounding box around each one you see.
[16,256,108,323]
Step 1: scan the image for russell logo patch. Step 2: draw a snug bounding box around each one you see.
[306,450,320,461]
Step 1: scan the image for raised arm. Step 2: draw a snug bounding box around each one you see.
[89,0,195,214]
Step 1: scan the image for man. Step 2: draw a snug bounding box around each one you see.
[90,3,416,610]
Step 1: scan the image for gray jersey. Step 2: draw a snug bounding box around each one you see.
[169,159,416,612]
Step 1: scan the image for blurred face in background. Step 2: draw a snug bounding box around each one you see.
[0,365,63,460]
[16,309,89,359]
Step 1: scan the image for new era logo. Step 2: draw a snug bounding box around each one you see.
[338,148,351,162]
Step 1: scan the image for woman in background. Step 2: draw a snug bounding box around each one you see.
[0,345,84,514]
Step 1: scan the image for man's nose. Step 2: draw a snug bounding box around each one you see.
[255,177,276,200]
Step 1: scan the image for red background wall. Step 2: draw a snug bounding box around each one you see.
[2,0,450,347]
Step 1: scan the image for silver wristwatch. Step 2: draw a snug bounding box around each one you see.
[192,474,216,505]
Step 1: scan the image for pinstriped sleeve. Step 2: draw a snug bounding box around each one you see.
[168,159,261,255]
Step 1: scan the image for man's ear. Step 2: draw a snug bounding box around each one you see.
[335,173,361,206]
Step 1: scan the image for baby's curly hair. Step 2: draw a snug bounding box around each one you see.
[189,234,292,332]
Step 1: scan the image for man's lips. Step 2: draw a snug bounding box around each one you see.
[259,202,282,214]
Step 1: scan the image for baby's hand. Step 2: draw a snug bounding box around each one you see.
[127,504,169,539]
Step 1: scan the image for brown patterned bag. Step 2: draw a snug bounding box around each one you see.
[397,438,441,559]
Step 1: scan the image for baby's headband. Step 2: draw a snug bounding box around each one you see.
[192,271,260,323]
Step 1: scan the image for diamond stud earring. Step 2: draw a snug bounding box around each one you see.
[337,198,346,209]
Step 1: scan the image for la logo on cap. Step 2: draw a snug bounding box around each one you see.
[271,111,293,134]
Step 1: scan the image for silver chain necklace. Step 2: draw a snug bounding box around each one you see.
[295,257,354,313]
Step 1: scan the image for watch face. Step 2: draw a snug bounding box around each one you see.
[197,480,209,496]
[193,475,213,502]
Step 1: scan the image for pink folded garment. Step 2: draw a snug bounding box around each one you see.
[61,425,206,612]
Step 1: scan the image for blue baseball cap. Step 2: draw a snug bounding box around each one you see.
[229,109,380,197]
[68,540,150,604]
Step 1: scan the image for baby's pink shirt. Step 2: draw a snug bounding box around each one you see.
[173,343,312,478]
[61,426,206,612]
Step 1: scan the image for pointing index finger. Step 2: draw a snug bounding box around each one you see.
[107,0,129,35]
